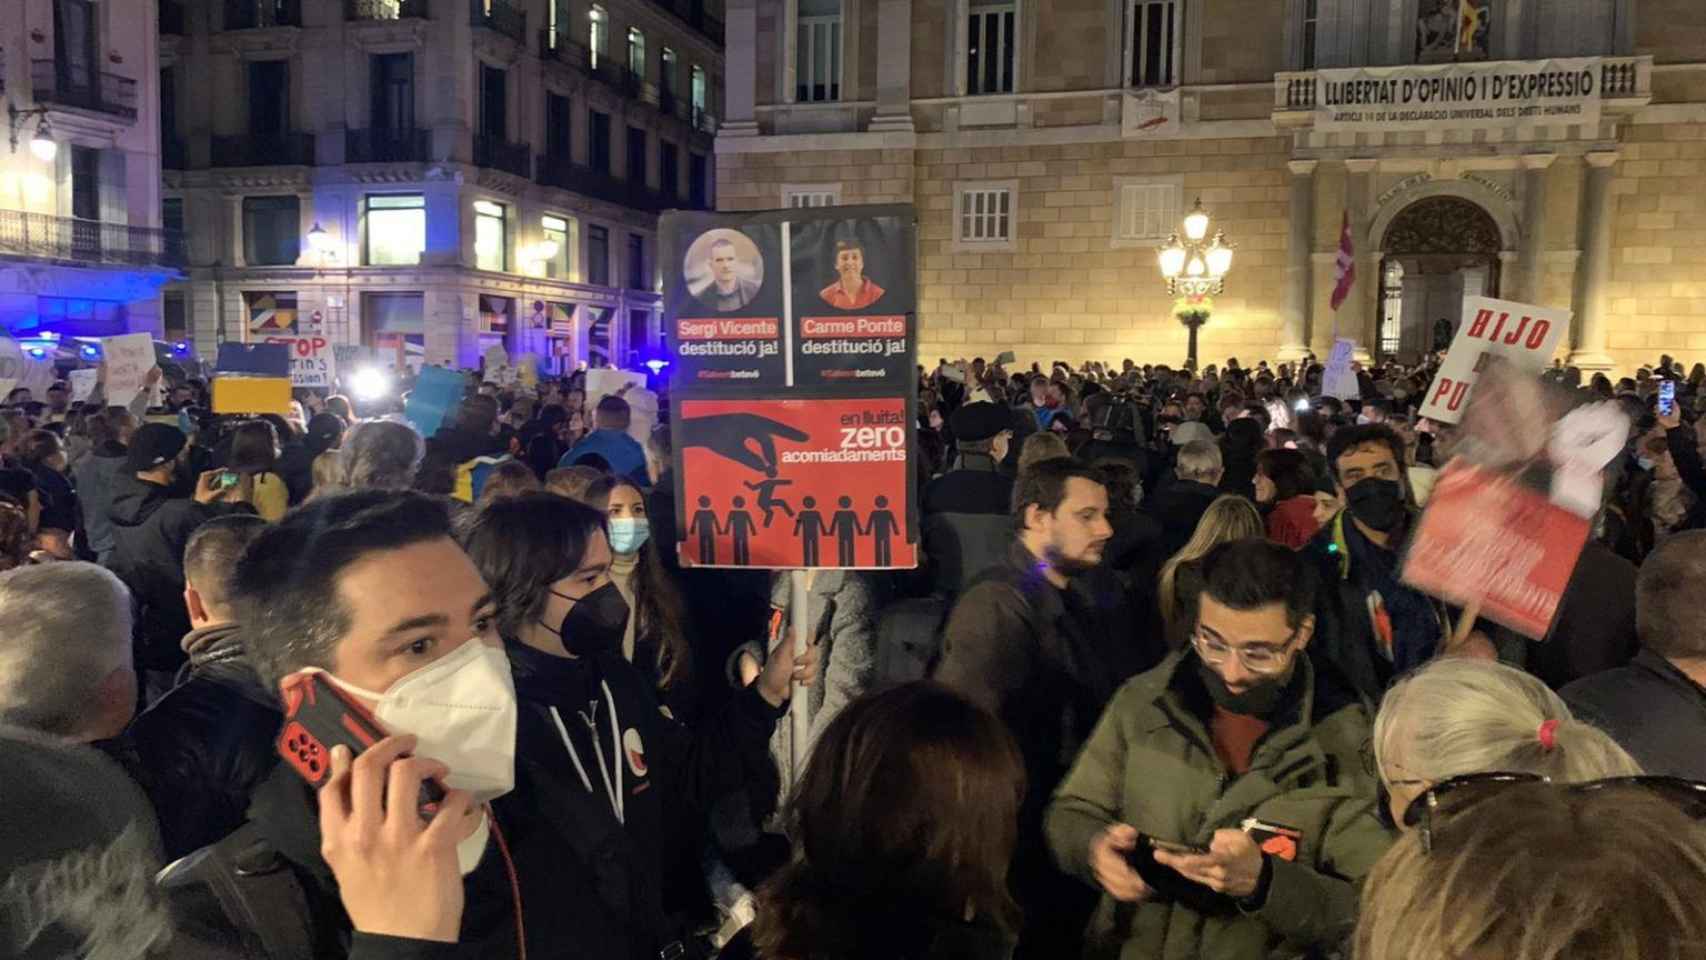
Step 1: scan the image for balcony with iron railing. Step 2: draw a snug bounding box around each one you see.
[30,60,137,121]
[474,136,533,178]
[211,131,317,167]
[1273,54,1653,120]
[347,0,430,19]
[470,0,526,43]
[0,210,186,270]
[224,0,304,29]
[536,155,673,213]
[160,1,188,35]
[347,128,433,163]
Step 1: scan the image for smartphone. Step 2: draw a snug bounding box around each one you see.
[276,671,445,816]
[1145,836,1210,857]
[1660,379,1677,417]
[215,470,241,490]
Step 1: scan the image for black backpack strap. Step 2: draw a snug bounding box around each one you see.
[157,824,315,960]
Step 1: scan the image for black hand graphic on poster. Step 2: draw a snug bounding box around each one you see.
[678,414,810,477]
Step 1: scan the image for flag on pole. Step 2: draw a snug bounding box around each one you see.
[1330,210,1357,311]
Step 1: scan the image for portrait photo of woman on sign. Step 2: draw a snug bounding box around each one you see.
[818,237,885,311]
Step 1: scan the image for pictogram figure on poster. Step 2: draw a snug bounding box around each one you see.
[831,496,861,567]
[863,495,899,567]
[795,496,827,567]
[744,476,796,527]
[690,495,722,565]
[727,496,758,565]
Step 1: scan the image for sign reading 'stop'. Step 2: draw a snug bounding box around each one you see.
[662,206,917,394]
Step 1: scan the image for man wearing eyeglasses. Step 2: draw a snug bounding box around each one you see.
[1046,538,1392,960]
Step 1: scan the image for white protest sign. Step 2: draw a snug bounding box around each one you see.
[1420,296,1570,424]
[263,336,337,388]
[69,369,99,403]
[482,345,510,385]
[585,368,653,442]
[1322,338,1359,401]
[103,333,157,406]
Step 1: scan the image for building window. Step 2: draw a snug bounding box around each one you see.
[589,5,609,69]
[1126,0,1178,88]
[627,126,648,185]
[546,93,572,161]
[588,225,610,285]
[689,152,709,208]
[955,182,1016,249]
[796,0,842,102]
[365,194,425,266]
[966,0,1016,95]
[661,48,677,99]
[480,65,507,139]
[660,142,679,198]
[162,197,184,234]
[542,214,574,279]
[627,308,650,361]
[372,52,415,132]
[248,59,290,135]
[627,233,646,290]
[163,292,188,342]
[591,111,612,174]
[628,27,646,81]
[244,196,301,266]
[474,200,507,272]
[1111,178,1181,247]
[1300,0,1318,70]
[691,65,708,123]
[1380,261,1404,358]
[783,184,841,207]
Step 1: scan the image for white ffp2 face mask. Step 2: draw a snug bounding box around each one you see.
[319,638,519,873]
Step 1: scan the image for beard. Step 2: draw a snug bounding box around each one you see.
[1045,542,1103,576]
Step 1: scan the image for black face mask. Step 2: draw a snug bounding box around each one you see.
[1346,477,1407,533]
[543,581,630,658]
[1194,656,1297,718]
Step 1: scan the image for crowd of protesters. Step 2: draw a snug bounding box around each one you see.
[1,346,1705,960]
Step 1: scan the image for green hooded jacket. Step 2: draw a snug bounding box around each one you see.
[1044,650,1394,960]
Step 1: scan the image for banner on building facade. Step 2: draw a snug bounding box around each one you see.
[662,204,918,570]
[1419,295,1569,424]
[1308,57,1604,132]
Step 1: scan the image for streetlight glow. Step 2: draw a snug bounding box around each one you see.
[1182,199,1210,241]
[29,120,56,163]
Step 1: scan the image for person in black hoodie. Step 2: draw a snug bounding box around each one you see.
[276,412,348,505]
[108,423,254,694]
[460,493,813,960]
[124,513,277,859]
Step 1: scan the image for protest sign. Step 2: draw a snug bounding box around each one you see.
[404,366,465,439]
[1419,296,1569,424]
[1403,360,1626,639]
[676,396,915,569]
[216,343,291,378]
[68,369,98,404]
[1321,338,1359,401]
[1304,58,1603,135]
[663,204,918,571]
[482,345,510,385]
[211,377,292,415]
[262,336,336,388]
[104,333,157,406]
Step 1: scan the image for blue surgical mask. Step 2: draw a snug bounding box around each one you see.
[608,517,651,555]
[1638,456,1656,472]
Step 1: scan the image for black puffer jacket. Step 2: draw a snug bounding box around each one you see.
[122,623,281,859]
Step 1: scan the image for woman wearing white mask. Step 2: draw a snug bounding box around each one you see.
[604,478,696,721]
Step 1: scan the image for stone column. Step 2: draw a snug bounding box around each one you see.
[721,0,761,137]
[868,0,915,132]
[1569,151,1618,371]
[1520,153,1556,304]
[1345,158,1379,363]
[1280,159,1317,362]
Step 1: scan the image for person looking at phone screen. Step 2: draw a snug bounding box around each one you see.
[1046,539,1391,960]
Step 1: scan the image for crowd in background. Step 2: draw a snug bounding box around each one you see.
[0,344,1705,960]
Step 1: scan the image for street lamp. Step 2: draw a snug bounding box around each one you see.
[1158,198,1234,371]
[7,103,57,162]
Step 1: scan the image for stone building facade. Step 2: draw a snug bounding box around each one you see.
[0,0,177,343]
[163,0,723,373]
[717,0,1705,374]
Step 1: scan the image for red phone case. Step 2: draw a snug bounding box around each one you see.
[276,672,446,813]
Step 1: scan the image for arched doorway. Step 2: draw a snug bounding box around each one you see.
[1378,197,1503,362]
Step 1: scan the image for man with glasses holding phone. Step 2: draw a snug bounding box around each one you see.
[1046,538,1391,960]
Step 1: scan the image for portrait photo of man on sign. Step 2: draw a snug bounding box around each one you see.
[685,228,765,313]
[818,237,886,311]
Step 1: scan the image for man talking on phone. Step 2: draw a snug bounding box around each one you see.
[1045,539,1391,960]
